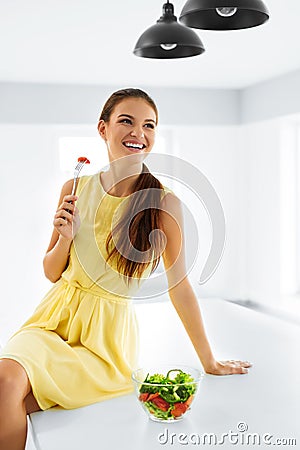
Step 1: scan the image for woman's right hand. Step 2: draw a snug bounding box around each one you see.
[53,194,81,241]
[204,359,252,375]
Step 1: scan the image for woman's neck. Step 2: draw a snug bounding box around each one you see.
[103,160,143,197]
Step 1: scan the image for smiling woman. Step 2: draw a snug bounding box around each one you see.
[0,87,251,450]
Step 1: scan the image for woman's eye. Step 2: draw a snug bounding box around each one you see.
[144,123,155,129]
[120,118,132,124]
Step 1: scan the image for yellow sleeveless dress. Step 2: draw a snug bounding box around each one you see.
[0,172,173,410]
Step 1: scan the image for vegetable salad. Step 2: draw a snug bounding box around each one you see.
[138,369,197,420]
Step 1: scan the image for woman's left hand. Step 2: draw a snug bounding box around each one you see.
[204,359,252,375]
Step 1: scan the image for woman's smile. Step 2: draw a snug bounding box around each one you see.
[122,139,146,152]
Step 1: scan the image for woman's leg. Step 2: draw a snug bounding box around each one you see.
[0,358,32,450]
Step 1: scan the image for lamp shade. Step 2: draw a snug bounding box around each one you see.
[133,2,205,59]
[179,0,269,30]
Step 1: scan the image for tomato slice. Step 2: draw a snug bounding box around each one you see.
[171,402,188,417]
[184,395,194,407]
[147,392,160,401]
[151,396,170,412]
[78,156,90,164]
[139,393,150,402]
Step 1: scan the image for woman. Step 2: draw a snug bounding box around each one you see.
[0,88,251,450]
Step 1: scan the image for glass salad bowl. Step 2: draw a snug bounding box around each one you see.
[132,365,204,422]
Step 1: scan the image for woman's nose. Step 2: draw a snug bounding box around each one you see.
[130,127,144,139]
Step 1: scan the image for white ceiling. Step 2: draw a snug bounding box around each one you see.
[1,0,300,89]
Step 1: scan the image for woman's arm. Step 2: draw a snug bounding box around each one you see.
[43,179,80,283]
[160,192,251,375]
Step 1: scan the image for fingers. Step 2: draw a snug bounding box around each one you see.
[220,360,252,375]
[63,194,78,204]
[59,198,78,213]
[57,195,78,214]
[54,208,79,226]
[231,365,248,374]
[239,361,252,368]
[54,217,71,227]
[54,209,73,223]
[55,195,78,225]
[223,360,252,367]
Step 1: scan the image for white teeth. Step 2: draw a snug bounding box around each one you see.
[124,142,144,149]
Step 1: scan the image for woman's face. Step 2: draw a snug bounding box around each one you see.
[98,98,157,162]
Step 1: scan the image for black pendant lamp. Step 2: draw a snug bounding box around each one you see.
[133,1,205,59]
[179,0,269,30]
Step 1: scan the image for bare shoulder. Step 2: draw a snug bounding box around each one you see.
[160,190,181,208]
[160,191,183,231]
[160,190,182,214]
[59,176,88,197]
[62,178,74,194]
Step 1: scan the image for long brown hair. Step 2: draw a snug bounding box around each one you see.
[99,88,165,286]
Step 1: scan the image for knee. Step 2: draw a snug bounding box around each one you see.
[0,359,30,403]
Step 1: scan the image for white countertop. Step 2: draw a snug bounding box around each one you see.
[28,298,300,450]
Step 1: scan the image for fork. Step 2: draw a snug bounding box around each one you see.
[70,157,90,196]
[66,156,90,214]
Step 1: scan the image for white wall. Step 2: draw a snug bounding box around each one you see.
[168,121,286,308]
[241,69,300,123]
[239,120,282,306]
[0,83,239,126]
[3,68,300,127]
[171,125,244,301]
[279,118,299,297]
